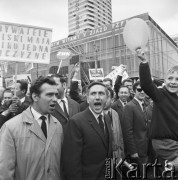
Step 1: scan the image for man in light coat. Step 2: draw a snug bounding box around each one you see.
[0,76,63,180]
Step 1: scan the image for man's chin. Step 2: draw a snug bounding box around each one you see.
[166,86,178,93]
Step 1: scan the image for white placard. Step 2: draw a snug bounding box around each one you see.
[105,66,129,84]
[0,21,52,64]
[89,68,104,80]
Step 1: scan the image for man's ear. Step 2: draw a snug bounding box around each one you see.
[32,93,39,102]
[22,89,26,95]
[63,82,67,90]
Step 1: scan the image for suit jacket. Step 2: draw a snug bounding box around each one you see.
[122,98,148,158]
[62,107,113,180]
[0,107,63,180]
[111,99,124,121]
[52,97,80,130]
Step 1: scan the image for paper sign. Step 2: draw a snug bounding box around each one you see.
[105,66,129,84]
[89,68,104,80]
[0,21,52,64]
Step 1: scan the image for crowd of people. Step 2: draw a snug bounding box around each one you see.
[0,50,177,180]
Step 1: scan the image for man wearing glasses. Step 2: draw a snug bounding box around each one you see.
[121,81,149,177]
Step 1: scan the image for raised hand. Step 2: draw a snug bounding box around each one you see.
[136,48,147,63]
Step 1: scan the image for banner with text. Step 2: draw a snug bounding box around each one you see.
[0,21,52,64]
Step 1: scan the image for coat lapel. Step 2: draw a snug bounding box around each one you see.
[22,107,46,143]
[117,100,123,110]
[86,108,107,148]
[45,115,57,155]
[55,102,68,120]
[104,114,113,157]
[68,98,73,117]
[132,99,144,114]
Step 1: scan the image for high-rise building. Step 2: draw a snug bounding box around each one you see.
[68,0,112,35]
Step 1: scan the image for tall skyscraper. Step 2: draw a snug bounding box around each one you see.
[68,0,112,35]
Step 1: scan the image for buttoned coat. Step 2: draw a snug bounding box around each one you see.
[122,98,148,158]
[0,107,63,180]
[62,107,113,180]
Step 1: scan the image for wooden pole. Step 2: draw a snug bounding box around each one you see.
[14,62,18,96]
[57,59,63,74]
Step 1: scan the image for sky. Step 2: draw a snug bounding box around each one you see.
[0,0,178,42]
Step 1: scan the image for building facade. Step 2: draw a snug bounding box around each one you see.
[4,13,178,86]
[68,0,112,35]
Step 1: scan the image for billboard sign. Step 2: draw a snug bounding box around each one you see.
[0,21,52,64]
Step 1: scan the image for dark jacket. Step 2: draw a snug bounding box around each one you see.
[140,62,178,140]
[69,81,85,104]
[52,97,80,131]
[111,99,124,121]
[62,107,113,180]
[122,98,148,158]
[79,100,88,112]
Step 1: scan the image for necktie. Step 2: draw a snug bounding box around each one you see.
[61,100,69,119]
[98,114,105,135]
[40,116,47,138]
[142,103,148,126]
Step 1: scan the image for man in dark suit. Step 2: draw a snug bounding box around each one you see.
[122,81,149,176]
[111,85,130,120]
[51,74,80,130]
[63,82,113,180]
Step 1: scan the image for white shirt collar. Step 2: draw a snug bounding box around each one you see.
[134,97,144,110]
[89,106,104,121]
[119,99,127,106]
[31,106,48,121]
[58,96,68,104]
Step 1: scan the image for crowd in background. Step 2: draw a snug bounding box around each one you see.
[0,50,177,180]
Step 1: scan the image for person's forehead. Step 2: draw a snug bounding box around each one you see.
[119,87,129,92]
[40,83,57,93]
[136,85,141,88]
[103,80,111,85]
[89,84,106,92]
[124,81,132,85]
[166,71,178,77]
[4,92,13,97]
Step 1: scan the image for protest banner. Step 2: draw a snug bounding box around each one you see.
[0,21,52,64]
[105,65,129,85]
